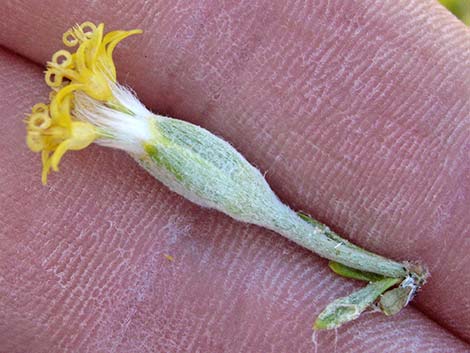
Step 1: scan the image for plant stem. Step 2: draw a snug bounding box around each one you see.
[266,212,407,278]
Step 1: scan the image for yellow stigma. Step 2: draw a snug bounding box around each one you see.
[25,22,142,184]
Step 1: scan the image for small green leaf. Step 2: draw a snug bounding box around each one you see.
[379,286,413,316]
[314,277,400,330]
[329,261,385,282]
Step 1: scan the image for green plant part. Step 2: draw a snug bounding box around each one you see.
[24,21,429,331]
[379,286,414,316]
[439,0,470,25]
[328,261,385,282]
[314,277,401,330]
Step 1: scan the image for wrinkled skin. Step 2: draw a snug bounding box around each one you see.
[0,0,469,352]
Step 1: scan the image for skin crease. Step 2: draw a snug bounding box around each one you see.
[0,0,469,351]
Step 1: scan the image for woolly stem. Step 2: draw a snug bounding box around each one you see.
[271,212,407,278]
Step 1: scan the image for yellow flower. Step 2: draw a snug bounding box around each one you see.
[25,22,141,184]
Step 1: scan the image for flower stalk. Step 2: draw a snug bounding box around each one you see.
[24,21,428,330]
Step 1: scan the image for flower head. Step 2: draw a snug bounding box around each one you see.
[25,21,142,184]
[23,22,428,333]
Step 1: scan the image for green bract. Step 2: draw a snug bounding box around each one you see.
[138,114,408,277]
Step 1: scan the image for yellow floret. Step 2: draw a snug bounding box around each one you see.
[25,22,142,184]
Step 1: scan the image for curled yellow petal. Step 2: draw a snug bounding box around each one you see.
[25,21,142,184]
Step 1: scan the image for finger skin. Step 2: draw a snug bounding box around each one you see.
[0,48,469,353]
[1,0,470,348]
